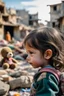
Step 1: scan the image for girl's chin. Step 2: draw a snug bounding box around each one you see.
[29,63,40,68]
[32,66,39,68]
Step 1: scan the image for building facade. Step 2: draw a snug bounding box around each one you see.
[0,0,40,40]
[16,10,39,27]
[47,1,64,33]
[16,9,29,26]
[0,0,20,40]
[29,12,39,27]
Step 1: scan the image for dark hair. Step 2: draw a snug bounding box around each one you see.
[24,27,64,71]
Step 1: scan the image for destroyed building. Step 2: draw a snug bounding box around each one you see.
[47,0,64,33]
[0,0,20,40]
[0,0,41,41]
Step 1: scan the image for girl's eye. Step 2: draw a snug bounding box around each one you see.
[29,51,33,54]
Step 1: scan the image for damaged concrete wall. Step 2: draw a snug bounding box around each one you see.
[0,25,4,39]
[14,27,21,40]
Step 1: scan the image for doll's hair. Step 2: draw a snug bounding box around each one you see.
[24,27,64,71]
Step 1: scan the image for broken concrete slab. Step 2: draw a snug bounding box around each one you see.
[0,80,10,95]
[9,75,33,90]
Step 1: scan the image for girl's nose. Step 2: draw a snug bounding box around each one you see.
[26,54,30,62]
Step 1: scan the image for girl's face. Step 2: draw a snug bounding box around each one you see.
[25,43,48,68]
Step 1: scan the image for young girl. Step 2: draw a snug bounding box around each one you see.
[23,27,64,96]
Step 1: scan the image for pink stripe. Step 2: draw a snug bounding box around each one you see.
[40,68,60,82]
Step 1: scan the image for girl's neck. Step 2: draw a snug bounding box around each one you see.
[41,64,52,68]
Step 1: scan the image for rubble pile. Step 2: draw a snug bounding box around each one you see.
[0,40,38,96]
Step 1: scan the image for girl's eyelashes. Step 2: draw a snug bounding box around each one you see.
[29,51,34,54]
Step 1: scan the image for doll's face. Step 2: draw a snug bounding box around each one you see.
[7,52,13,58]
[1,47,13,58]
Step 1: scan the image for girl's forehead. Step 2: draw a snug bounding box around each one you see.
[25,43,33,49]
[25,43,36,51]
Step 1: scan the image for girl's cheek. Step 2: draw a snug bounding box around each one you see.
[34,57,43,63]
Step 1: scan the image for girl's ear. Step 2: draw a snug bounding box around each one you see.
[44,49,52,60]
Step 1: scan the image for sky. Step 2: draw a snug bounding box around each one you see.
[3,0,61,25]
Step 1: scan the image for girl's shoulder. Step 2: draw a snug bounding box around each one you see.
[38,71,58,81]
[34,67,58,82]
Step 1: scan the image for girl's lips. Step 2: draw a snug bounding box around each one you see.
[30,63,32,64]
[26,61,32,64]
[28,62,32,65]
